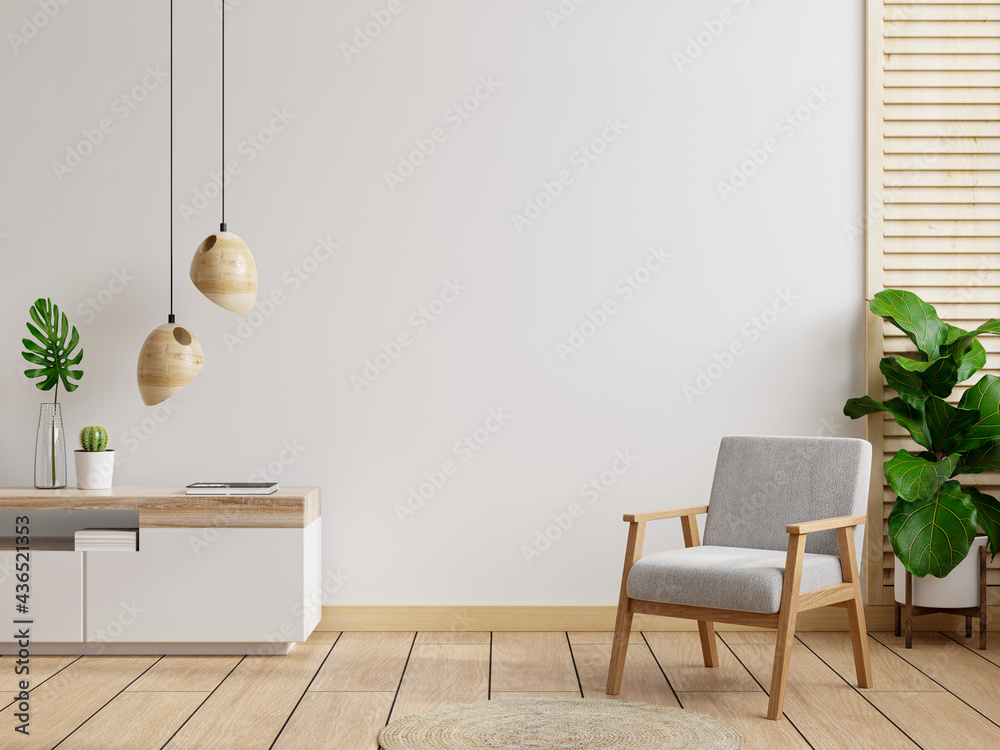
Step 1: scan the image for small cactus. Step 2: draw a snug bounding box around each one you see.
[79,425,109,452]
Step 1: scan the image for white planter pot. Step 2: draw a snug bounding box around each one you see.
[74,450,115,490]
[894,535,987,608]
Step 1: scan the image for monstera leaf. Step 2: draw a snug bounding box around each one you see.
[845,290,1000,578]
[21,298,83,399]
[884,451,960,504]
[888,481,978,578]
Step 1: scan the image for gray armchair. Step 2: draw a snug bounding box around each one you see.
[606,435,873,719]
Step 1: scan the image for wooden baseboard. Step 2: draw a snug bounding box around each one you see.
[318,605,995,632]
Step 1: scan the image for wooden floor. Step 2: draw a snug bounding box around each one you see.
[2,629,999,748]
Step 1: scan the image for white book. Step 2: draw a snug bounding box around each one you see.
[75,533,136,541]
[75,528,138,552]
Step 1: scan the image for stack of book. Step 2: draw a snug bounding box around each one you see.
[74,528,138,552]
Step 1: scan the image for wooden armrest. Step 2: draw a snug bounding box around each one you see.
[786,514,866,536]
[623,506,709,523]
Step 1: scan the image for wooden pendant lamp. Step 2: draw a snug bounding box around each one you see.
[190,5,257,314]
[137,0,204,406]
[137,323,205,406]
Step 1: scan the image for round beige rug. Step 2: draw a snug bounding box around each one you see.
[378,698,745,749]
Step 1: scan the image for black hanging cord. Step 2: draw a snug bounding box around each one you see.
[221,4,226,233]
[168,0,174,324]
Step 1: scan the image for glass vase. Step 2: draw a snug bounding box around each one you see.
[34,403,67,489]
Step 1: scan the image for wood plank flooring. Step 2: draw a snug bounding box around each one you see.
[0,630,996,748]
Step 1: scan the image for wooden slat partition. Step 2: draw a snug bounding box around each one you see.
[868,0,1000,605]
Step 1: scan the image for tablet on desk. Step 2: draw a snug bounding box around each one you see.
[186,482,279,495]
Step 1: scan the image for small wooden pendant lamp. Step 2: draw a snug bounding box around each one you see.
[137,323,205,406]
[190,5,257,314]
[137,0,204,406]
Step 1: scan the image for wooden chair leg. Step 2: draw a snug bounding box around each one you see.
[767,533,806,720]
[698,621,719,667]
[835,526,872,689]
[767,603,799,720]
[606,599,632,695]
[607,520,645,695]
[679,513,717,668]
[846,594,873,688]
[894,601,901,637]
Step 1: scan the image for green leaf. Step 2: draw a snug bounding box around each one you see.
[889,480,977,578]
[955,339,987,384]
[25,322,46,344]
[943,323,970,346]
[57,309,70,348]
[21,339,47,356]
[28,299,49,333]
[918,358,960,398]
[35,372,58,391]
[844,395,890,419]
[880,357,927,406]
[844,396,931,450]
[961,442,1000,474]
[884,451,960,503]
[958,374,1000,446]
[924,396,980,453]
[946,319,1000,353]
[67,325,80,355]
[870,289,950,360]
[893,355,959,399]
[20,298,84,394]
[965,486,1000,557]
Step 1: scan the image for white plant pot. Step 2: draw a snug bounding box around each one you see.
[74,450,115,490]
[894,535,987,608]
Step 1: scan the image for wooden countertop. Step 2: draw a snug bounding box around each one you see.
[0,487,321,529]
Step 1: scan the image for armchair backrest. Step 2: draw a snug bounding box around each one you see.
[702,435,872,558]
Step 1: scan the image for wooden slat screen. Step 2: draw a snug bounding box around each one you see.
[867,0,1000,605]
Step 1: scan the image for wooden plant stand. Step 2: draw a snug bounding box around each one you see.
[894,544,987,650]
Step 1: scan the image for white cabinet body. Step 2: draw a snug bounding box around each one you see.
[0,487,322,654]
[86,519,322,645]
[0,551,83,642]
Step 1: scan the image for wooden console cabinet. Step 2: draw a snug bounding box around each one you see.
[0,487,321,655]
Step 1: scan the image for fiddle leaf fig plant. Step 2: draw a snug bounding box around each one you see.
[844,289,1000,579]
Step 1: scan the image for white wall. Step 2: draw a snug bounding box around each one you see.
[0,0,864,605]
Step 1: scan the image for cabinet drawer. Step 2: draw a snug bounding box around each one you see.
[86,528,306,643]
[0,551,83,642]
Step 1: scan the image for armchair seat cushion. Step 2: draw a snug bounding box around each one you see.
[626,545,844,614]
